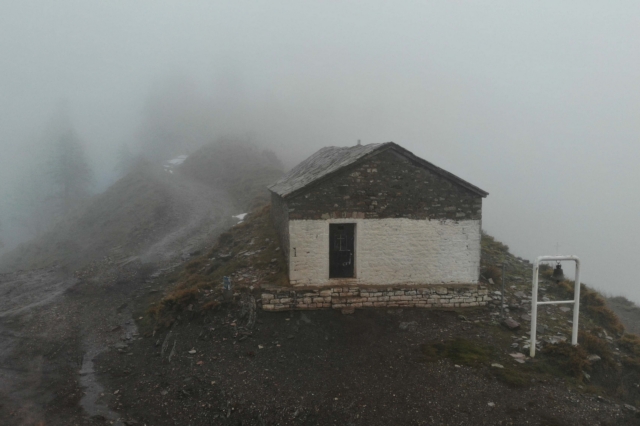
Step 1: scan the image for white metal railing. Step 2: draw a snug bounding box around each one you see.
[530,255,581,357]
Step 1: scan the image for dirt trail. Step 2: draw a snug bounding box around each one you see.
[140,173,235,264]
[0,269,75,319]
[0,269,77,424]
[0,171,235,425]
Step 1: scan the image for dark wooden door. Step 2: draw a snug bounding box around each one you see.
[329,224,355,278]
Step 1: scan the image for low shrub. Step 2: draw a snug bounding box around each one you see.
[493,367,531,388]
[185,258,206,273]
[540,265,554,280]
[586,305,625,335]
[160,287,199,309]
[539,263,552,273]
[201,300,221,311]
[619,334,640,356]
[548,282,625,335]
[481,233,510,253]
[421,338,491,366]
[578,330,615,366]
[218,231,233,246]
[580,286,625,334]
[542,342,590,378]
[482,265,502,283]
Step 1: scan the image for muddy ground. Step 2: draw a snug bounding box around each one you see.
[95,298,638,426]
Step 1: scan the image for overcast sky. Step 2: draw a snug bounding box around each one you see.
[1,1,639,301]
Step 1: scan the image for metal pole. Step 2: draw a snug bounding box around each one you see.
[572,259,581,345]
[501,263,506,319]
[530,255,581,358]
[530,261,539,357]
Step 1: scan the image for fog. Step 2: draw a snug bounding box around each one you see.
[1,2,639,301]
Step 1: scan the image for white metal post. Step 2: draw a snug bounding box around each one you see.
[530,255,581,357]
[531,261,539,356]
[571,259,581,345]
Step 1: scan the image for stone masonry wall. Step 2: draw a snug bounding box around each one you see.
[286,149,483,221]
[270,192,290,263]
[261,285,488,311]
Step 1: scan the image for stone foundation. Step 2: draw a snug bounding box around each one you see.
[261,285,488,311]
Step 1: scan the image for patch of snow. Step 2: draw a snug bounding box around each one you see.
[168,155,188,165]
[163,154,189,171]
[233,213,248,223]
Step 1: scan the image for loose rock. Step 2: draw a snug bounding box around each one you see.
[501,318,521,330]
[399,321,418,331]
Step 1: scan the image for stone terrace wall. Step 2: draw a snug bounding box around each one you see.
[261,285,488,311]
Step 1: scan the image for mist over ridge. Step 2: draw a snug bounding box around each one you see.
[1,1,640,302]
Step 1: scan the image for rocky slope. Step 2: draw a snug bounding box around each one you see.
[0,142,284,425]
[0,140,284,274]
[82,213,640,425]
[2,139,639,424]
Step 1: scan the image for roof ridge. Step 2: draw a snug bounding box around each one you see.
[269,142,487,198]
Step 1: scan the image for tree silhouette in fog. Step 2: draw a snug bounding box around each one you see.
[48,119,94,214]
[9,106,95,238]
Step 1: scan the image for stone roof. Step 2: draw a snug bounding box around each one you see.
[268,142,488,198]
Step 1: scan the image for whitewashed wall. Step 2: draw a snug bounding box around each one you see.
[288,218,481,286]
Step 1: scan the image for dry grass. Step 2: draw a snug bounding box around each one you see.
[481,265,502,283]
[542,342,591,378]
[421,337,533,388]
[479,233,510,280]
[493,367,532,388]
[619,334,640,357]
[185,258,207,274]
[618,334,640,372]
[481,232,510,253]
[587,305,625,335]
[549,281,625,335]
[578,330,615,366]
[161,287,199,308]
[421,338,491,366]
[581,288,625,336]
[540,264,554,280]
[606,296,640,336]
[201,300,221,311]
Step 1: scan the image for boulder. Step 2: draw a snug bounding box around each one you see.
[501,318,521,330]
